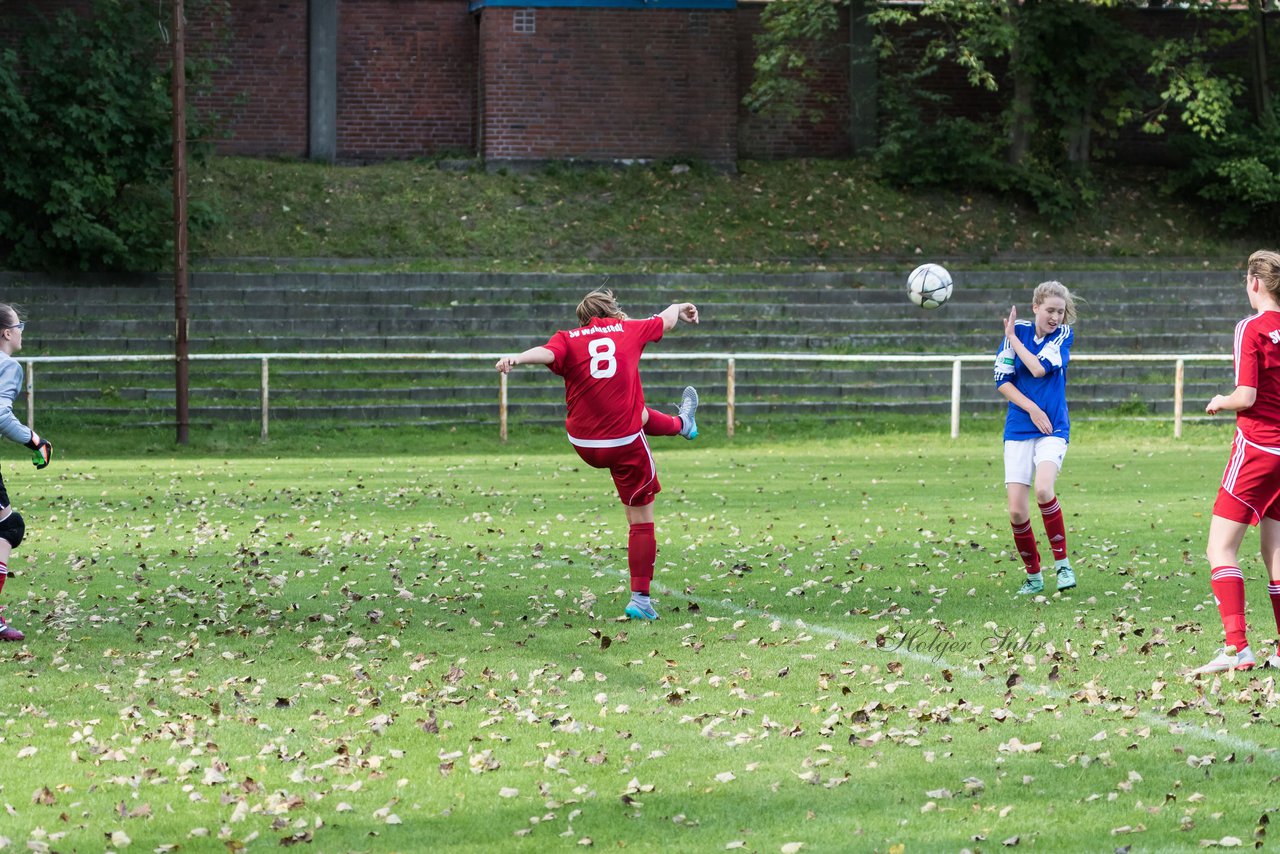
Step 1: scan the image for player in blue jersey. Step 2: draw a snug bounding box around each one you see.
[994,281,1078,596]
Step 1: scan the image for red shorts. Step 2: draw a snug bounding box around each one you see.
[1213,430,1280,525]
[570,431,661,507]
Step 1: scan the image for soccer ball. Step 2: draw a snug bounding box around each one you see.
[907,263,953,310]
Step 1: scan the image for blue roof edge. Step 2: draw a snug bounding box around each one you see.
[471,0,735,11]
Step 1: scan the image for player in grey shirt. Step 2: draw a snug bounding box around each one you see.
[0,304,52,642]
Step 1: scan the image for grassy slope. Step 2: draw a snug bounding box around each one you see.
[191,157,1262,271]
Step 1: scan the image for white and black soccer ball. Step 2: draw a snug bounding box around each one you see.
[907,263,953,310]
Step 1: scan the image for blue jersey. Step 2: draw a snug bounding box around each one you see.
[994,321,1072,441]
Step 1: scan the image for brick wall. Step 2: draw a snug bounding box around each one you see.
[337,0,476,160]
[194,0,477,160]
[736,2,851,160]
[190,1,309,158]
[478,7,738,167]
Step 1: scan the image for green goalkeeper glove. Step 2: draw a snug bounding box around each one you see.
[25,431,51,469]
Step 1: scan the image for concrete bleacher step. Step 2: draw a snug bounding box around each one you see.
[0,269,1249,427]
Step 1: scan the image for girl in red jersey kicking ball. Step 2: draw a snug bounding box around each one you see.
[1197,250,1280,674]
[496,290,700,621]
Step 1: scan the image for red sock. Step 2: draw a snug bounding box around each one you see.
[628,522,656,595]
[0,561,6,595]
[1267,582,1280,635]
[1210,566,1248,650]
[1011,519,1041,574]
[1038,498,1067,561]
[642,408,682,437]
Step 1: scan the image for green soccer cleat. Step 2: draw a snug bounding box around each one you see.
[1017,573,1044,596]
[1055,563,1076,591]
[624,601,659,621]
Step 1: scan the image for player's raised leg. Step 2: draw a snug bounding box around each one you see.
[677,386,698,439]
[642,408,681,436]
[641,386,698,440]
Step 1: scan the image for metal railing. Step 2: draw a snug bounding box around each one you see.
[20,351,1233,441]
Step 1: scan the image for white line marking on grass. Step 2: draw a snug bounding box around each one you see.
[648,585,1280,763]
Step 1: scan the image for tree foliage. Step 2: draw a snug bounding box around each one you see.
[747,0,1274,226]
[1167,92,1280,232]
[0,1,215,271]
[742,0,843,123]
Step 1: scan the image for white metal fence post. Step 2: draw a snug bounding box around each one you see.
[726,358,736,439]
[1173,358,1185,439]
[950,359,962,439]
[499,370,508,442]
[260,357,270,442]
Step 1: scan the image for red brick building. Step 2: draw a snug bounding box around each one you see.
[0,1,1264,167]
[2,0,851,167]
[476,5,739,165]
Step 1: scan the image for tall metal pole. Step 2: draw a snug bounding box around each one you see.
[172,0,190,444]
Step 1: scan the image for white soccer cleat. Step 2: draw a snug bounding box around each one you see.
[677,386,699,440]
[1192,644,1256,675]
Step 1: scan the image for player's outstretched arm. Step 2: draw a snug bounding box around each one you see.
[1206,385,1257,415]
[496,346,555,374]
[0,367,49,468]
[658,302,699,331]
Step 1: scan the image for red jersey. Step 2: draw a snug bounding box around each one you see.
[1233,310,1280,447]
[544,315,665,442]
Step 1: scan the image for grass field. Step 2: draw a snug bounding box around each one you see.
[0,422,1275,853]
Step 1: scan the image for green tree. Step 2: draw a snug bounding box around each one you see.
[0,1,215,271]
[747,0,1272,223]
[1134,1,1279,230]
[870,0,1150,218]
[742,0,844,124]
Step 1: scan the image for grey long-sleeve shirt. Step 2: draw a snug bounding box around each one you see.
[0,354,33,446]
